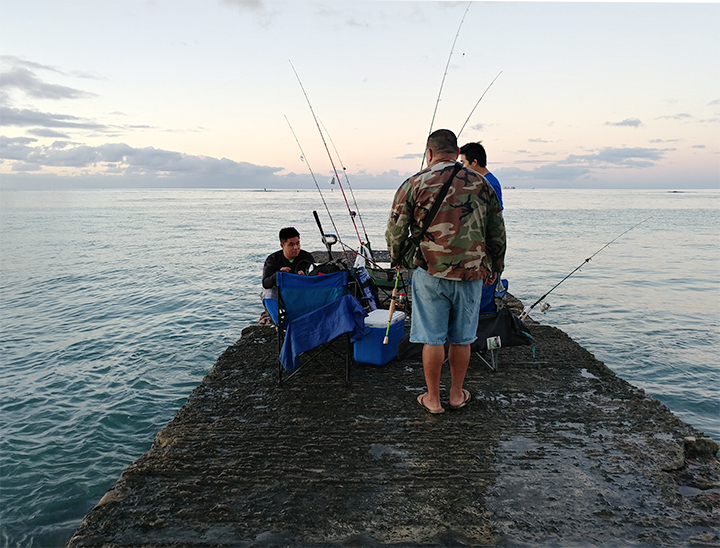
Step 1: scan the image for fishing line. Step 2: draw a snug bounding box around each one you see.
[318,117,373,253]
[289,60,365,248]
[421,1,472,169]
[457,70,503,140]
[283,114,344,248]
[520,216,653,320]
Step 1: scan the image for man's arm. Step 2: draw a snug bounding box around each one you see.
[484,191,507,275]
[262,252,280,289]
[385,179,413,268]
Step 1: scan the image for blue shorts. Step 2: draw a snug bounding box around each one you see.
[409,267,483,346]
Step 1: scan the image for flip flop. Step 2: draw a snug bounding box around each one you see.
[449,389,472,410]
[417,393,445,414]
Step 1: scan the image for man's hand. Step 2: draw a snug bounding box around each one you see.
[484,272,498,287]
[280,267,291,273]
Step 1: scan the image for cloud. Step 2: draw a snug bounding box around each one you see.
[0,106,107,130]
[0,136,37,160]
[528,138,551,143]
[495,165,592,182]
[1,55,99,78]
[492,146,671,185]
[656,113,693,120]
[708,100,720,106]
[27,128,71,139]
[605,118,642,128]
[220,0,277,25]
[563,147,666,168]
[0,66,96,100]
[0,135,412,188]
[396,153,423,160]
[691,144,706,149]
[221,0,264,10]
[0,137,285,182]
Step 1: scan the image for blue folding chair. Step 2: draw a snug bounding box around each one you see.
[276,271,367,386]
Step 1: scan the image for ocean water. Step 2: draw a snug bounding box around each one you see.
[1,187,718,547]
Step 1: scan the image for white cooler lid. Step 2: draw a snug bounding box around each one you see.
[365,308,405,328]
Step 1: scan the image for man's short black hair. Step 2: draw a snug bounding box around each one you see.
[460,142,487,168]
[426,129,458,154]
[279,227,300,243]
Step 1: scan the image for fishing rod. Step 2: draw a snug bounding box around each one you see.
[283,114,344,248]
[421,1,472,170]
[520,216,653,320]
[457,70,503,140]
[313,210,337,262]
[289,60,365,250]
[318,117,373,256]
[286,116,387,294]
[383,270,401,345]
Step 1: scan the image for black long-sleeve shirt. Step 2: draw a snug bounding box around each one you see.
[262,249,315,289]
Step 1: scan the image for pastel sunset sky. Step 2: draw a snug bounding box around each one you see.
[1,0,718,189]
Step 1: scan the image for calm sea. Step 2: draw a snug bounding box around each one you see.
[1,188,718,546]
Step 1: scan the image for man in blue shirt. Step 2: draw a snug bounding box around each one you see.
[459,142,503,210]
[460,142,504,315]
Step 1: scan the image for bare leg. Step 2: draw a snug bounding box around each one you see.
[448,344,471,407]
[421,344,445,411]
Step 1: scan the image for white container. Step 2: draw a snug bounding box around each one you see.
[363,308,405,328]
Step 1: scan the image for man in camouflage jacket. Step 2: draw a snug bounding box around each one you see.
[385,129,506,414]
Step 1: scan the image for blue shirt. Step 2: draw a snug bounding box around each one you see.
[484,172,503,210]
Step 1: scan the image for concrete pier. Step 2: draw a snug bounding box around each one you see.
[68,301,719,547]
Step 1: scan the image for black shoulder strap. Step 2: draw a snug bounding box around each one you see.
[412,162,463,245]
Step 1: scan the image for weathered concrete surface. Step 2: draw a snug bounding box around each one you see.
[68,307,719,547]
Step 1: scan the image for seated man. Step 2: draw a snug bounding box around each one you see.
[261,226,315,301]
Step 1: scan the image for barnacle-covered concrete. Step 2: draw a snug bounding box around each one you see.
[68,301,719,547]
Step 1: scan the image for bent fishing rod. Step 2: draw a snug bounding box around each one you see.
[318,117,373,256]
[284,114,344,245]
[421,1,472,170]
[285,114,373,265]
[289,60,366,251]
[520,216,653,320]
[457,70,503,140]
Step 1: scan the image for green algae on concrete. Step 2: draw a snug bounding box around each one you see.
[67,314,719,547]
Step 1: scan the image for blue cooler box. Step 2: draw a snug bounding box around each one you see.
[354,309,406,366]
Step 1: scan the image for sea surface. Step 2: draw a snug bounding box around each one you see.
[1,187,718,547]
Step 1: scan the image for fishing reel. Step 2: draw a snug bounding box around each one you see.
[391,292,407,310]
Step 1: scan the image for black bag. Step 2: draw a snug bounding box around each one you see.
[396,163,463,269]
[470,307,534,352]
[397,237,420,270]
[307,261,344,276]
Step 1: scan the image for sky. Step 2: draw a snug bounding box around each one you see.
[0,0,718,190]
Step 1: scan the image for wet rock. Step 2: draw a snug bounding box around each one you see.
[685,437,720,459]
[67,297,719,547]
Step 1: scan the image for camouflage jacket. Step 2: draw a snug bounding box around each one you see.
[385,161,506,282]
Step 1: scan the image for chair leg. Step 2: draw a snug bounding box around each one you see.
[476,349,499,372]
[345,333,352,387]
[278,330,353,387]
[277,325,284,386]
